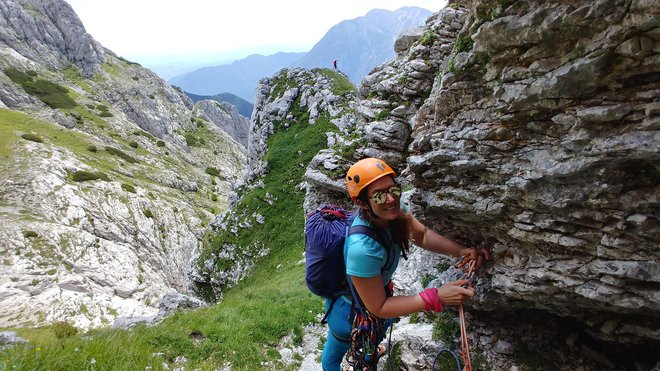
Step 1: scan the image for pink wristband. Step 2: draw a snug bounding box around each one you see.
[419,288,444,312]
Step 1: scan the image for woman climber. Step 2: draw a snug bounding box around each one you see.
[321,157,490,370]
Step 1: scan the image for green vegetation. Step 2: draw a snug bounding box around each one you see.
[184,133,201,147]
[183,122,213,147]
[375,109,391,121]
[316,69,355,96]
[134,130,156,142]
[156,140,166,147]
[419,30,437,46]
[388,342,404,370]
[96,104,111,116]
[52,322,78,339]
[105,146,139,164]
[436,261,451,272]
[192,117,206,128]
[205,166,220,177]
[20,133,43,143]
[4,68,77,109]
[432,312,460,344]
[0,72,350,370]
[22,230,39,238]
[455,35,474,53]
[421,274,434,288]
[333,139,365,164]
[68,170,110,182]
[121,183,137,193]
[143,209,153,218]
[117,56,141,66]
[268,71,298,100]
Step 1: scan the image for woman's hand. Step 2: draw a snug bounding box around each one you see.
[437,280,475,306]
[462,247,491,269]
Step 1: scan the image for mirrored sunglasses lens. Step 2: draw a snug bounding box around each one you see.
[390,186,401,197]
[373,192,387,204]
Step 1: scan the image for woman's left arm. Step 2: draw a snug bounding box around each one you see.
[408,213,490,268]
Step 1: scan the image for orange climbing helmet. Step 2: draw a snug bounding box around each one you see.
[345,158,396,200]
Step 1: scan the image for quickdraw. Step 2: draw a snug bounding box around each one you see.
[347,310,386,370]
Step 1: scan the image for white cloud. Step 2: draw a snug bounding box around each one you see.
[64,0,445,61]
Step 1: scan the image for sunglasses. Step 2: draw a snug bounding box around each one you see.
[369,184,402,205]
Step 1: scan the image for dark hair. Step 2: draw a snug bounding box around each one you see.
[357,184,411,253]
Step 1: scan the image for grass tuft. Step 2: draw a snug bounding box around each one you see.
[21,133,43,143]
[69,170,110,182]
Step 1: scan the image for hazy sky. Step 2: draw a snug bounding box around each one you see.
[64,0,446,67]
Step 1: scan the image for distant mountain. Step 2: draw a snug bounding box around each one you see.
[293,7,432,84]
[187,92,253,118]
[169,7,431,103]
[169,52,305,102]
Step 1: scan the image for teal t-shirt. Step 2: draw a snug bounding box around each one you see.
[344,201,409,283]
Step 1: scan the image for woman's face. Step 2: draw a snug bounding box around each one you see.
[365,176,401,220]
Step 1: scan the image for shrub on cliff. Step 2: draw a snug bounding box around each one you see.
[69,170,110,182]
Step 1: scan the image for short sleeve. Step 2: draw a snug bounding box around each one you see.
[401,199,410,214]
[345,234,386,278]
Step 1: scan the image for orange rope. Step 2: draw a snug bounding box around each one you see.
[455,258,477,371]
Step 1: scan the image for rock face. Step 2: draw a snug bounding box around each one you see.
[0,0,105,77]
[407,0,659,344]
[194,100,250,148]
[0,0,246,329]
[304,0,658,368]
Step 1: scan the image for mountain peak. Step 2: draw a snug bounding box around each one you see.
[0,0,106,77]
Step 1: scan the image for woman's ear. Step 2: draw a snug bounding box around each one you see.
[355,199,367,209]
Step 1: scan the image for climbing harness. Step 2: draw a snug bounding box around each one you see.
[344,277,393,370]
[347,310,387,370]
[432,253,480,371]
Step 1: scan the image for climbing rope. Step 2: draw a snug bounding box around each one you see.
[455,256,478,371]
[432,254,479,371]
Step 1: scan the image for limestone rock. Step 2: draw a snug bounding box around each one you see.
[0,0,247,330]
[194,100,249,148]
[0,0,105,77]
[304,0,659,368]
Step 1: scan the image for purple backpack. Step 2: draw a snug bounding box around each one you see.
[304,204,385,298]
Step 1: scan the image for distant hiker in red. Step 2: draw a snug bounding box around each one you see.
[333,59,337,70]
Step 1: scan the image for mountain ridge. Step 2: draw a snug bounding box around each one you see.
[169,52,305,102]
[169,7,431,102]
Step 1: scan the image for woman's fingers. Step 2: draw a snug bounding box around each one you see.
[438,281,475,306]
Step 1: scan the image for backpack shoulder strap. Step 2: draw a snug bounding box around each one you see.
[347,225,389,248]
[348,224,395,270]
[345,224,396,317]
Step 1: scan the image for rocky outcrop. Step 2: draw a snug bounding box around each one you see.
[304,0,659,368]
[0,0,246,329]
[302,7,470,189]
[407,0,659,345]
[247,68,357,184]
[0,0,105,77]
[194,100,250,148]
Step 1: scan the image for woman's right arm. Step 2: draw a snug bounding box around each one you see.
[351,275,476,318]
